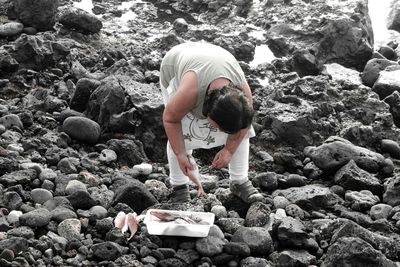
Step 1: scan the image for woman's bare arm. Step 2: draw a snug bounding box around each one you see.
[163,71,198,174]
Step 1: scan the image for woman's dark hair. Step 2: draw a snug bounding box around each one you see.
[203,83,254,134]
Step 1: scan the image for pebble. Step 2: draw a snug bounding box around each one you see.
[142,255,158,264]
[0,216,9,231]
[392,212,400,221]
[65,180,87,195]
[7,210,23,225]
[78,171,100,187]
[275,208,287,220]
[3,192,23,210]
[19,208,52,228]
[381,139,400,159]
[195,225,226,257]
[285,174,307,187]
[89,205,108,220]
[285,203,306,219]
[231,227,273,256]
[132,163,153,175]
[254,172,278,191]
[0,22,24,37]
[173,18,189,33]
[41,180,55,191]
[0,104,8,115]
[51,207,78,222]
[345,190,380,211]
[217,218,245,234]
[39,168,58,182]
[58,219,82,241]
[273,196,290,209]
[144,179,169,201]
[7,226,35,239]
[370,204,393,220]
[23,27,37,35]
[330,185,345,197]
[62,116,101,144]
[245,202,271,227]
[6,144,24,154]
[223,242,251,257]
[57,157,79,174]
[0,114,23,130]
[91,242,124,261]
[31,188,53,204]
[99,149,117,163]
[0,248,14,262]
[211,205,228,219]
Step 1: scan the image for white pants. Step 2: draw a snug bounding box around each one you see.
[161,76,253,186]
[167,137,250,186]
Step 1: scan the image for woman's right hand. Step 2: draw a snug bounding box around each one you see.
[176,153,193,176]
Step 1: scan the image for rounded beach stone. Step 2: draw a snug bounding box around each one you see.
[370,204,393,220]
[0,114,23,130]
[65,180,87,195]
[31,188,53,204]
[58,218,81,240]
[273,196,290,209]
[231,227,273,255]
[0,22,24,37]
[62,116,101,144]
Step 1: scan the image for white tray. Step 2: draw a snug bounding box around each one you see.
[144,209,215,237]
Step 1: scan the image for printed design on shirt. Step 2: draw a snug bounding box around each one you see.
[183,113,217,145]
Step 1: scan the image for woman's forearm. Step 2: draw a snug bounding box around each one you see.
[224,127,249,155]
[163,120,186,157]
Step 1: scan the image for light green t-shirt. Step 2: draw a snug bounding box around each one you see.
[160,42,246,119]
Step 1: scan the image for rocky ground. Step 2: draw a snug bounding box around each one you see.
[1,0,400,266]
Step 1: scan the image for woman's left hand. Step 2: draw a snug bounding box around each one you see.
[211,148,233,169]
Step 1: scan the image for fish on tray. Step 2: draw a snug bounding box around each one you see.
[149,210,209,225]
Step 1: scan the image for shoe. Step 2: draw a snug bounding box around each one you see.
[230,180,264,204]
[170,184,190,203]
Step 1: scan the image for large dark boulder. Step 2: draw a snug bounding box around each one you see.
[0,22,24,37]
[106,138,149,167]
[334,160,383,195]
[321,218,400,260]
[372,67,400,99]
[272,185,343,210]
[62,116,101,144]
[316,15,373,71]
[9,34,70,71]
[14,0,59,31]
[59,7,103,34]
[112,178,158,214]
[387,1,400,33]
[321,237,397,267]
[86,75,165,161]
[361,58,399,87]
[69,78,101,112]
[0,0,12,16]
[305,136,389,173]
[231,227,273,256]
[0,49,19,73]
[383,175,400,206]
[85,76,125,128]
[0,237,28,255]
[265,0,373,73]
